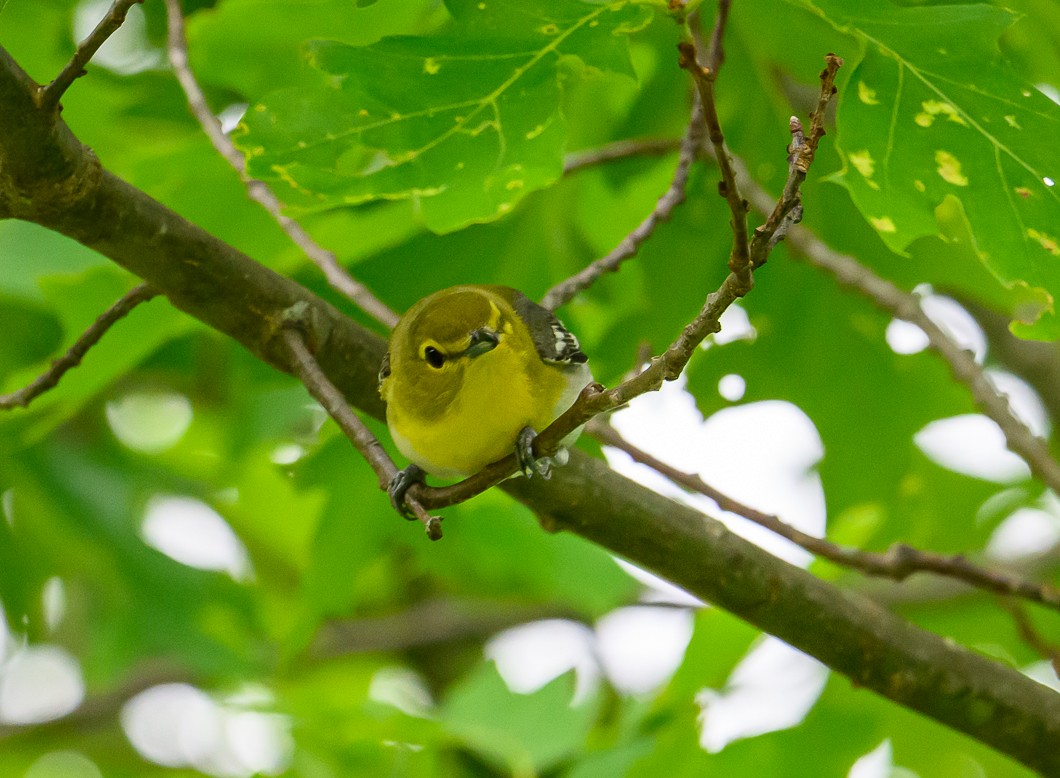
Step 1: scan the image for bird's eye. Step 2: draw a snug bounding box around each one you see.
[423,346,445,368]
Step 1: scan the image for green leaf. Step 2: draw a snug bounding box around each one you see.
[235,0,653,232]
[188,0,448,99]
[803,0,1060,337]
[441,664,599,774]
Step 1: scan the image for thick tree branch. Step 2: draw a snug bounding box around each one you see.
[39,0,144,111]
[163,0,399,329]
[589,419,1060,611]
[501,454,1060,774]
[1,44,1058,773]
[0,282,158,409]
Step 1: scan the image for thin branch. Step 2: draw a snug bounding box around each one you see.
[310,597,581,660]
[1000,598,1060,676]
[589,418,1060,612]
[5,42,1060,769]
[162,0,399,330]
[0,283,159,410]
[279,321,442,539]
[38,0,145,111]
[748,55,842,267]
[411,50,844,512]
[562,137,683,175]
[678,34,750,277]
[539,101,704,312]
[736,158,1060,495]
[705,0,732,74]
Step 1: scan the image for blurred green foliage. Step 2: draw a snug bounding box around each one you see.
[0,0,1057,776]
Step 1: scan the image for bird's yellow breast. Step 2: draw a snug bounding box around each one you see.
[385,338,572,479]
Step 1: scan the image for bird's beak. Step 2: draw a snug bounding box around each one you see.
[464,328,499,358]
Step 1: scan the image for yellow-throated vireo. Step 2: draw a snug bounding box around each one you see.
[379,285,592,511]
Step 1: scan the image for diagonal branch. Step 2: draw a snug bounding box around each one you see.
[39,0,144,111]
[562,137,683,175]
[0,283,159,410]
[539,101,704,312]
[589,418,1060,611]
[279,319,442,539]
[412,47,843,514]
[162,0,399,329]
[678,39,750,277]
[734,159,1060,496]
[3,42,1059,771]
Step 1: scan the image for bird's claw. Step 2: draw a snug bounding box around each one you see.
[516,427,553,479]
[388,464,426,519]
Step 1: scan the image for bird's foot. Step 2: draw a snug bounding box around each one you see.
[388,463,426,519]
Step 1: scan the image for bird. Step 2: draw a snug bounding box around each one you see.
[379,284,592,512]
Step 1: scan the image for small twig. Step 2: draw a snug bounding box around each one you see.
[589,418,1060,612]
[0,283,159,410]
[562,137,684,175]
[679,31,750,278]
[279,324,442,539]
[540,101,704,312]
[38,0,144,111]
[408,49,843,514]
[1000,599,1060,676]
[163,0,399,330]
[705,0,732,74]
[747,55,842,267]
[412,231,779,510]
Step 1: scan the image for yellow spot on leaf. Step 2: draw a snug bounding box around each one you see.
[271,164,304,192]
[1015,186,1032,199]
[423,57,441,75]
[1004,115,1021,129]
[390,112,402,120]
[1028,228,1060,256]
[525,123,548,140]
[870,217,897,233]
[935,150,968,186]
[539,23,559,35]
[477,1,486,8]
[913,180,926,193]
[358,109,369,117]
[857,81,880,105]
[848,149,875,179]
[506,179,524,191]
[253,104,266,113]
[915,100,967,128]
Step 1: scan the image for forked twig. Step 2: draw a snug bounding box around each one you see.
[404,42,844,514]
[39,0,145,110]
[0,283,159,410]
